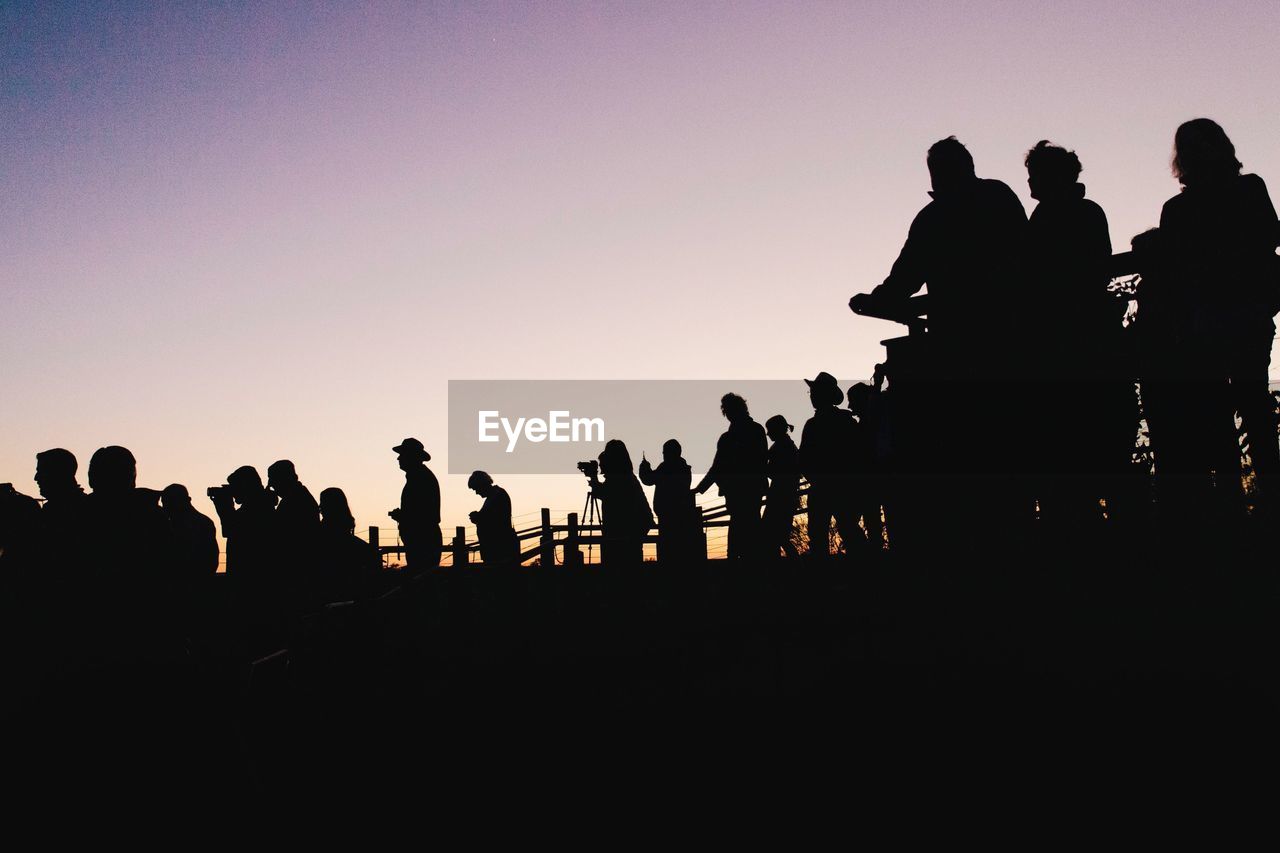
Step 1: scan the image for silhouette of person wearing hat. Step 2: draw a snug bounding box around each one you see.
[800,373,858,556]
[468,471,520,567]
[639,439,702,563]
[763,415,800,558]
[695,394,767,561]
[390,438,441,570]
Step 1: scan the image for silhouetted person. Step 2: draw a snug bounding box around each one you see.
[762,415,800,558]
[161,484,219,576]
[1159,118,1280,516]
[34,448,92,574]
[847,383,885,546]
[851,137,1029,539]
[268,460,319,537]
[389,438,442,570]
[1023,140,1130,528]
[1130,227,1214,513]
[0,482,41,579]
[588,440,655,566]
[799,373,859,556]
[210,465,281,653]
[695,393,767,560]
[268,459,320,601]
[639,439,702,563]
[468,471,520,567]
[855,136,1028,362]
[85,446,178,662]
[318,487,381,603]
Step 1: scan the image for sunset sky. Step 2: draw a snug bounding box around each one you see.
[5,1,1280,558]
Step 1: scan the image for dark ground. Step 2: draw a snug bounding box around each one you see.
[7,526,1279,811]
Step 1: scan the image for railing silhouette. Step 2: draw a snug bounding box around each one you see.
[367,481,816,567]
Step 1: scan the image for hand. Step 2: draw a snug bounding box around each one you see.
[468,511,479,523]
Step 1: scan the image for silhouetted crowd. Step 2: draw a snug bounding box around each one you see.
[2,118,1278,673]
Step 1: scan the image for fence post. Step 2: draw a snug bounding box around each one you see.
[453,525,467,568]
[368,525,379,553]
[539,507,554,568]
[565,511,580,567]
[699,507,709,561]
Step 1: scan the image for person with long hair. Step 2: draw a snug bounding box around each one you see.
[1159,118,1280,515]
[587,439,654,566]
[695,393,768,560]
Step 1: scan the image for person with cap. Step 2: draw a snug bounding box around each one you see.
[799,373,858,557]
[161,484,220,577]
[389,437,441,570]
[762,415,800,558]
[639,439,702,563]
[695,393,768,561]
[267,460,320,538]
[467,471,520,567]
[267,459,321,595]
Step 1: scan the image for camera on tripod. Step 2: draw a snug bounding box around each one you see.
[576,459,599,479]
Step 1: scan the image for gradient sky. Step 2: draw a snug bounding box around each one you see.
[5,1,1280,558]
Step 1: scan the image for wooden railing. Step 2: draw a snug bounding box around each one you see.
[368,482,814,567]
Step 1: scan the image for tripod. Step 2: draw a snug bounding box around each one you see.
[581,486,602,565]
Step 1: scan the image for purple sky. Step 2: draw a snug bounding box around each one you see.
[5,1,1280,556]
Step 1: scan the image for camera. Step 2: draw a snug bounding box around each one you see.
[576,459,599,478]
[207,484,233,500]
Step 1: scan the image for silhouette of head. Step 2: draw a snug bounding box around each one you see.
[1173,118,1241,188]
[161,484,193,515]
[226,465,264,502]
[847,383,873,416]
[598,439,634,479]
[88,446,137,495]
[765,415,794,441]
[662,439,682,462]
[805,372,844,408]
[267,459,299,491]
[1025,140,1082,201]
[319,487,356,532]
[393,437,430,471]
[927,136,976,196]
[35,448,79,499]
[720,393,749,423]
[467,470,494,497]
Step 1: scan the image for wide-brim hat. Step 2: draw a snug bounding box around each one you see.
[392,437,431,461]
[804,372,844,406]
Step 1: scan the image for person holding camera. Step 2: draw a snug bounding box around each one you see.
[210,466,283,653]
[638,439,701,563]
[467,471,520,567]
[585,440,654,567]
[389,438,441,571]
